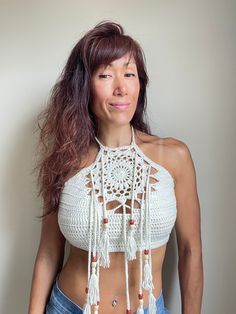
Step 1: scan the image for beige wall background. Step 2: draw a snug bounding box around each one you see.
[1,0,235,313]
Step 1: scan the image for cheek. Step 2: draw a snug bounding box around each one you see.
[90,87,108,116]
[93,85,111,106]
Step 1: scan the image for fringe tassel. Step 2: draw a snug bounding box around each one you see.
[136,300,144,314]
[148,292,157,314]
[143,259,154,291]
[88,262,100,305]
[126,221,137,261]
[83,304,91,314]
[136,307,144,314]
[83,295,91,314]
[98,225,110,268]
[94,304,99,314]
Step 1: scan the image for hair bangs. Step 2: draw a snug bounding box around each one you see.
[89,35,138,74]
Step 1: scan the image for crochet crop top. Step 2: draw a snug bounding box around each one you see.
[58,126,177,313]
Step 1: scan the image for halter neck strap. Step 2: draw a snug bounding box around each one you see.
[94,125,136,150]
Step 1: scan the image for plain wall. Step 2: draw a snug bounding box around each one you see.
[0,0,235,313]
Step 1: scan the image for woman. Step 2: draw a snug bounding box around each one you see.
[28,20,203,314]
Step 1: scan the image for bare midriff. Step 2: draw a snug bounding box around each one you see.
[57,244,167,313]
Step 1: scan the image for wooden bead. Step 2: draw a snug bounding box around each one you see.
[92,255,97,262]
[144,249,149,255]
[144,255,149,261]
[138,293,143,299]
[103,218,108,224]
[129,219,135,225]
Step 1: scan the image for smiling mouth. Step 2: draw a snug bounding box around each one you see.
[109,103,130,109]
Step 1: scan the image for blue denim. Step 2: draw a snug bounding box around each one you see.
[46,275,169,314]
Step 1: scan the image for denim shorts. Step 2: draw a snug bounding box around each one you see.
[45,275,169,314]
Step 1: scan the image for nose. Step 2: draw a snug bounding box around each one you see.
[113,76,127,96]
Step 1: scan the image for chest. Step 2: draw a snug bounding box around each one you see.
[58,150,177,251]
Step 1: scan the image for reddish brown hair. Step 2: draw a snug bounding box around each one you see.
[33,20,151,219]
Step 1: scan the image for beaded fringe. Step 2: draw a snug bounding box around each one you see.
[83,126,156,314]
[98,223,110,267]
[136,306,144,314]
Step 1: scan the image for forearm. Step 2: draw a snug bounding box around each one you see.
[28,253,64,314]
[178,249,203,314]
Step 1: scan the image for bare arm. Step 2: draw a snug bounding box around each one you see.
[173,140,204,314]
[28,211,66,314]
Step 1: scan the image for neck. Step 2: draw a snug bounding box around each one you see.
[96,123,133,148]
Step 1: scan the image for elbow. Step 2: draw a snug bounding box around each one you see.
[178,241,203,261]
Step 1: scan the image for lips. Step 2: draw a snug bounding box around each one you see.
[109,103,130,109]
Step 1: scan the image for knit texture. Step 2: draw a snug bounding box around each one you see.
[58,126,177,313]
[58,142,176,252]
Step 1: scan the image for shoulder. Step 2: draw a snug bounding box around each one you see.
[154,136,195,186]
[135,130,193,185]
[158,136,192,162]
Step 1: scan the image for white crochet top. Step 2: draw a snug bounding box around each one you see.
[58,125,177,314]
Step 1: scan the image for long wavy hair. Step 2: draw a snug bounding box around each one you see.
[33,20,151,219]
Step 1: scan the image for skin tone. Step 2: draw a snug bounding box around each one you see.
[28,53,203,314]
[90,53,140,147]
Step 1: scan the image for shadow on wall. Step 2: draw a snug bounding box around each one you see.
[1,111,42,314]
[162,230,179,309]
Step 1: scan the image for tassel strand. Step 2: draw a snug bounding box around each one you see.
[126,219,137,260]
[98,218,110,267]
[148,291,157,314]
[143,250,154,291]
[88,257,100,305]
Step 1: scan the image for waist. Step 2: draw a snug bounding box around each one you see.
[53,273,166,313]
[57,244,166,307]
[65,244,167,272]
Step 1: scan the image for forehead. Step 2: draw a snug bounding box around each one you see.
[99,54,137,69]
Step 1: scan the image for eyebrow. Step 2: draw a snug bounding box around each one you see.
[107,61,136,67]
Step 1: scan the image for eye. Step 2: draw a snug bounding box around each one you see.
[125,73,136,77]
[98,74,111,79]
